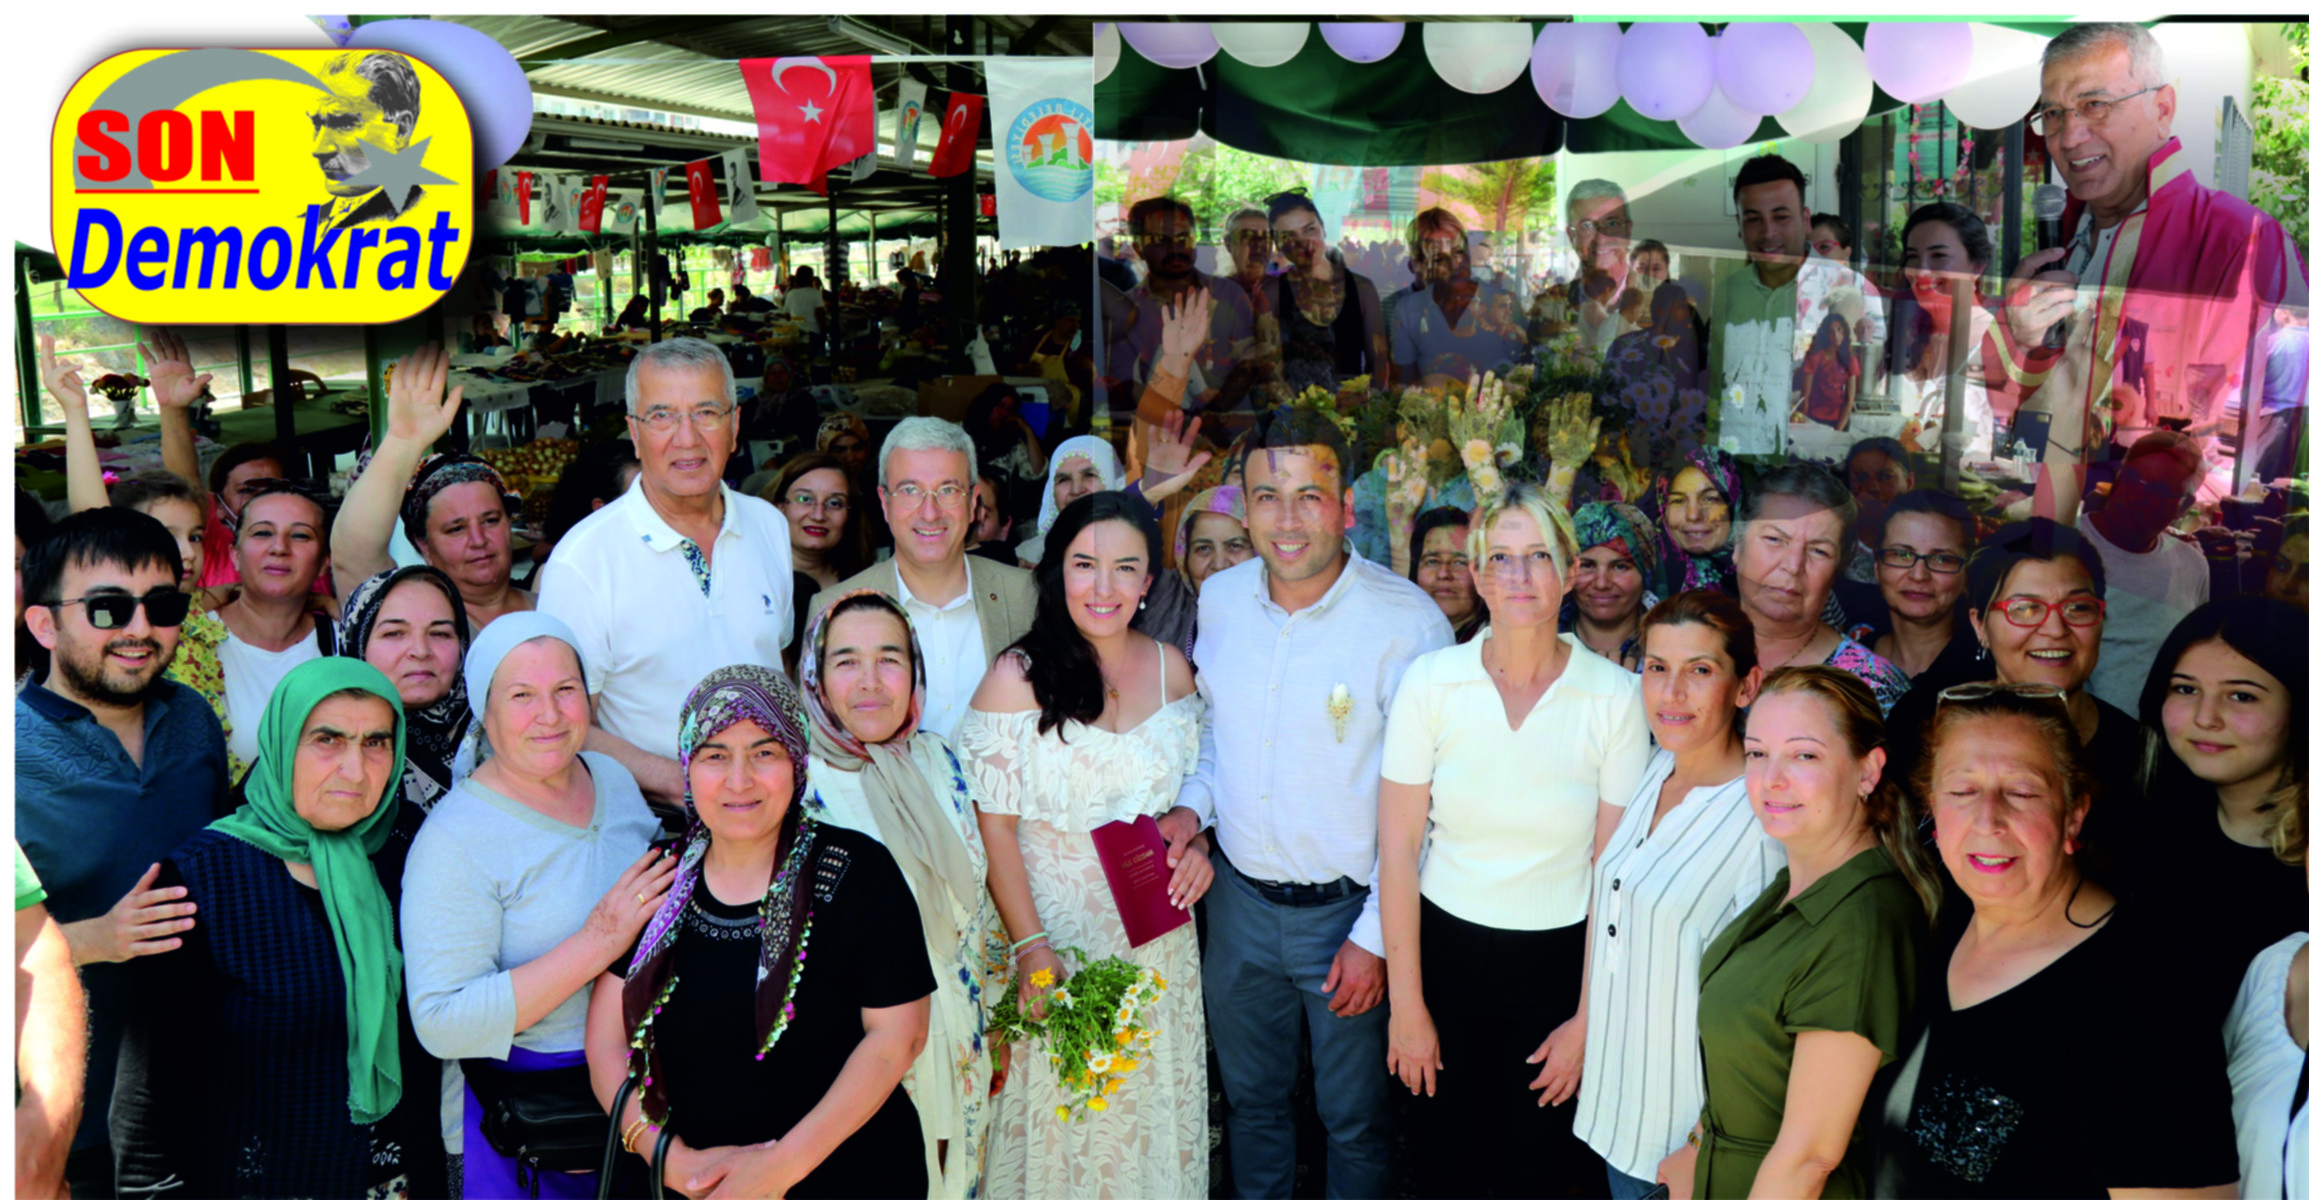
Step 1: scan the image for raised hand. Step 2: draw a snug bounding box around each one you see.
[140,328,213,410]
[1140,410,1212,503]
[385,342,465,448]
[36,334,90,416]
[1382,442,1429,532]
[1546,392,1602,474]
[1159,287,1213,365]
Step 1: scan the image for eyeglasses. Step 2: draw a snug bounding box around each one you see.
[1418,552,1470,574]
[1137,233,1195,249]
[2026,85,2157,137]
[1937,681,2068,708]
[887,482,971,509]
[635,404,732,435]
[50,588,193,630]
[1574,217,1633,237]
[1878,545,1967,575]
[1987,595,2106,629]
[783,490,848,512]
[1809,239,1845,255]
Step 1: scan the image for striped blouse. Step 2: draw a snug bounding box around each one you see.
[1572,748,1787,1181]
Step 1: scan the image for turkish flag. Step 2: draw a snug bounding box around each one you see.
[928,91,984,179]
[741,56,874,196]
[686,158,721,229]
[579,175,608,233]
[516,172,533,224]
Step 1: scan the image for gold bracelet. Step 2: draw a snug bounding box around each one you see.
[622,1117,651,1155]
[1688,1128,1702,1148]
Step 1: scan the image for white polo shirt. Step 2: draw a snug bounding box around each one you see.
[893,561,988,741]
[538,481,795,760]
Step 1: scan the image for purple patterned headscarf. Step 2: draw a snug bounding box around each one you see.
[1654,445,1744,593]
[401,453,515,541]
[619,665,820,1125]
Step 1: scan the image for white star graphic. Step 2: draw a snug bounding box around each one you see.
[799,99,824,124]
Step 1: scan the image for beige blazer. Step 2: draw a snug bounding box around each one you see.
[805,554,1037,665]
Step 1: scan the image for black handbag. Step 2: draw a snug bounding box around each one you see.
[461,1059,616,1197]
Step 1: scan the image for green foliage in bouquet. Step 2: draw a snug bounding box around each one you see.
[988,949,1169,1122]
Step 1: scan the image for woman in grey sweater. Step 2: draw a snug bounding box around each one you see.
[401,611,670,1199]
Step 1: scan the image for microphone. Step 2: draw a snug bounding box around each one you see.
[2032,184,2071,349]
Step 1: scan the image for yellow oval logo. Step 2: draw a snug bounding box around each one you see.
[52,47,473,324]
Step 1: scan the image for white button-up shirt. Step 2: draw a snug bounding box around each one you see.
[1182,548,1454,954]
[538,482,794,761]
[895,562,988,741]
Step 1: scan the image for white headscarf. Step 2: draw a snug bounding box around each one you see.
[449,611,588,785]
[1035,435,1124,536]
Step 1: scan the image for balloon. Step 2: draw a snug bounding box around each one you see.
[1778,23,1873,145]
[1215,22,1310,68]
[1678,84,1762,149]
[1617,22,1716,122]
[1320,22,1406,65]
[1714,23,1815,116]
[1865,22,1973,104]
[1529,22,1622,119]
[1093,22,1121,84]
[1120,22,1219,70]
[1942,23,2050,131]
[345,18,532,173]
[313,15,353,47]
[1425,22,1537,95]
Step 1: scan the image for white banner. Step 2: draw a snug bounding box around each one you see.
[893,78,927,170]
[649,167,667,217]
[987,58,1092,248]
[545,175,576,233]
[723,149,760,225]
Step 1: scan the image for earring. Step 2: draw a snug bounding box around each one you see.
[1975,643,1988,662]
[1139,597,1148,611]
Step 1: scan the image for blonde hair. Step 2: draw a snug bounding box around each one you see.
[1469,480,1576,586]
[1755,665,1941,923]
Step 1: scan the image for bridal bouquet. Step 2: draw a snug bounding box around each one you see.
[989,949,1168,1121]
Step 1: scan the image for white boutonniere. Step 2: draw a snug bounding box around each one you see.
[1324,684,1354,743]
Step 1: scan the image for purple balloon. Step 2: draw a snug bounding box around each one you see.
[314,15,354,47]
[1529,23,1621,119]
[1120,22,1218,70]
[1715,23,1815,116]
[1320,22,1407,65]
[1617,23,1716,123]
[1865,22,1974,104]
[345,18,533,173]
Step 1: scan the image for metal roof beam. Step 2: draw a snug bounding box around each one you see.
[519,16,766,66]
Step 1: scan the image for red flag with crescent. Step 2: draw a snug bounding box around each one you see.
[515,171,532,224]
[685,158,720,228]
[579,175,608,233]
[741,56,874,196]
[928,91,984,179]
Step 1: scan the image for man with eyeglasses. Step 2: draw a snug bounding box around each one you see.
[1110,196,1258,425]
[1528,178,1640,355]
[806,416,1033,738]
[538,337,796,809]
[2002,22,2308,459]
[16,507,229,1199]
[1710,153,1842,460]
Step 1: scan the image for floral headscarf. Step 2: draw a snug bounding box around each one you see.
[797,591,971,960]
[335,566,472,810]
[1573,501,1663,596]
[401,453,516,541]
[1654,445,1744,594]
[621,665,820,1126]
[1172,485,1248,568]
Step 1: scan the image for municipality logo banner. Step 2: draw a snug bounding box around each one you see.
[53,47,474,324]
[988,58,1091,248]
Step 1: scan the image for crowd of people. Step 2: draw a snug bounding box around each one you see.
[12,19,2309,1200]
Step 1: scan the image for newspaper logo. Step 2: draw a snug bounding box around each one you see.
[53,47,474,324]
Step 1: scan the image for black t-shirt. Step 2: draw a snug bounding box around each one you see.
[1873,912,2239,1197]
[610,825,932,1200]
[2125,776,2309,1006]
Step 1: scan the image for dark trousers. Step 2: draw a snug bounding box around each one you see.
[2253,406,2306,484]
[67,1142,116,1200]
[1407,898,1605,1199]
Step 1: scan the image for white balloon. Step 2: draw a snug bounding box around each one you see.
[1714,23,1815,116]
[1214,22,1311,68]
[1529,22,1622,120]
[1093,22,1120,84]
[1120,22,1219,70]
[1425,22,1537,95]
[1942,23,2049,131]
[1865,22,1973,104]
[1321,22,1407,64]
[1678,83,1763,150]
[1778,23,1872,145]
[1617,22,1716,122]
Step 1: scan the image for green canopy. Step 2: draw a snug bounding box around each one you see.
[1097,21,2090,162]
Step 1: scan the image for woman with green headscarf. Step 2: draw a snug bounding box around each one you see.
[112,657,436,1199]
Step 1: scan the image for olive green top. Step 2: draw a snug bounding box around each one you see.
[1693,843,1928,1199]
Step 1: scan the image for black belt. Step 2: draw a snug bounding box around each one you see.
[1217,843,1366,907]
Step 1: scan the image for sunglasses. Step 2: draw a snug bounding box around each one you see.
[51,588,193,630]
[1937,681,2067,708]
